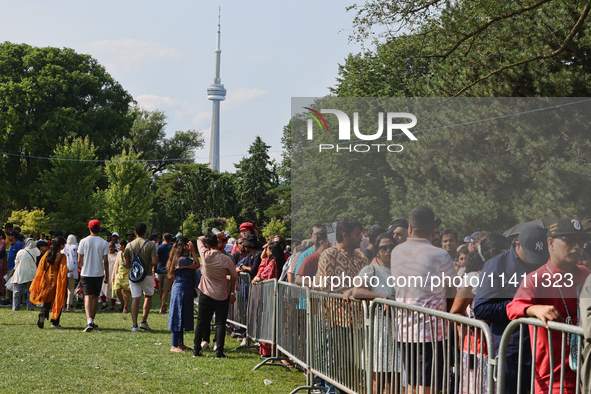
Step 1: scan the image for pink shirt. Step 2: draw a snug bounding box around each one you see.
[390,237,457,342]
[197,237,238,301]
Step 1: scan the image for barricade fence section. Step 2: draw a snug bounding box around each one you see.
[276,281,310,370]
[496,317,583,394]
[227,272,250,329]
[246,278,277,347]
[309,290,369,394]
[368,298,495,394]
[239,281,586,394]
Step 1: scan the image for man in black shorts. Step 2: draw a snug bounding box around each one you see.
[78,220,109,332]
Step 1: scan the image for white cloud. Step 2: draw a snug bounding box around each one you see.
[135,94,211,133]
[88,39,182,73]
[136,94,180,110]
[224,87,270,109]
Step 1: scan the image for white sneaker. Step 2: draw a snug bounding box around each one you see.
[139,321,151,331]
[213,343,218,352]
[201,341,210,349]
[241,337,249,346]
[130,324,139,332]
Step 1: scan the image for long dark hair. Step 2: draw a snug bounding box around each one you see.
[45,236,66,268]
[268,241,286,274]
[166,236,190,278]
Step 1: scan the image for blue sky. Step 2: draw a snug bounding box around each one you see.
[1,0,366,172]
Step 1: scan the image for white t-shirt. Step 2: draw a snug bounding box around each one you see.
[78,236,109,277]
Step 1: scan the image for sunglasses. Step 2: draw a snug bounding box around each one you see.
[554,236,586,247]
[378,244,395,252]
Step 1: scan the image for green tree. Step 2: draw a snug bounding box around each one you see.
[8,208,51,237]
[153,164,241,234]
[335,0,591,97]
[126,107,205,175]
[181,213,201,241]
[234,136,278,227]
[261,218,290,241]
[99,149,153,235]
[0,42,134,211]
[36,136,101,235]
[289,97,395,237]
[224,217,239,239]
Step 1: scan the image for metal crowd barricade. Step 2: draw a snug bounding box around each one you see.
[276,281,320,393]
[227,272,251,329]
[368,298,495,394]
[247,278,288,370]
[496,317,583,394]
[309,290,369,394]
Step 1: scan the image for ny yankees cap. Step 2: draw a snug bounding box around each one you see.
[517,224,549,266]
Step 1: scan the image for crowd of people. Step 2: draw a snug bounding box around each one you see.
[1,210,591,393]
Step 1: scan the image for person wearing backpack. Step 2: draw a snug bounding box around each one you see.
[124,222,158,332]
[78,220,110,333]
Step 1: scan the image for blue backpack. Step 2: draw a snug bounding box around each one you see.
[129,240,150,283]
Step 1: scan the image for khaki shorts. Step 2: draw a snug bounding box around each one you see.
[157,274,173,292]
[130,275,155,298]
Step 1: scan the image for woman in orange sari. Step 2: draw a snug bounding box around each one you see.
[30,236,68,329]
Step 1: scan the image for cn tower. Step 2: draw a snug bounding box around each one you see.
[207,8,226,172]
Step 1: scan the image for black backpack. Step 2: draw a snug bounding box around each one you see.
[129,240,150,283]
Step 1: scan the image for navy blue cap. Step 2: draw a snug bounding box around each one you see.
[518,224,549,266]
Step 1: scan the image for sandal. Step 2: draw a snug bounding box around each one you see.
[37,313,45,329]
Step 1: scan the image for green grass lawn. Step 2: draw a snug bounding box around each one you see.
[0,295,306,393]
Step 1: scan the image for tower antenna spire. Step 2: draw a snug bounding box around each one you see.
[207,7,226,172]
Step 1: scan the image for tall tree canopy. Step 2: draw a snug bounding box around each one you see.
[36,136,101,235]
[334,0,591,97]
[0,42,135,212]
[126,106,205,175]
[234,136,278,226]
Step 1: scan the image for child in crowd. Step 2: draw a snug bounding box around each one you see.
[113,240,130,313]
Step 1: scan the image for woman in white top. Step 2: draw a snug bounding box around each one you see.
[345,233,400,394]
[12,238,40,311]
[63,234,79,311]
[100,242,118,311]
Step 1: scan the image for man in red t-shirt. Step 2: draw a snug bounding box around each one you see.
[507,218,591,394]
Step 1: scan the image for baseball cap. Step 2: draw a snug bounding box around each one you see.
[126,230,134,236]
[111,232,119,237]
[387,219,408,231]
[88,220,101,229]
[517,224,549,266]
[175,233,183,238]
[150,233,160,240]
[239,222,255,231]
[464,232,480,243]
[547,218,591,239]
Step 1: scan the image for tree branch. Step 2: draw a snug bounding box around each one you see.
[450,2,591,98]
[423,0,555,59]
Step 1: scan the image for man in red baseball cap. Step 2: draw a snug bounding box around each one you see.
[77,219,109,332]
[231,223,256,254]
